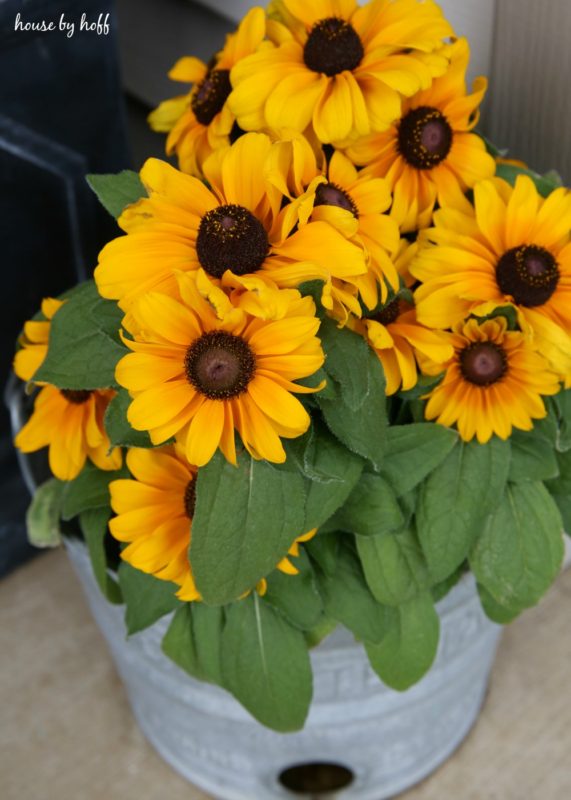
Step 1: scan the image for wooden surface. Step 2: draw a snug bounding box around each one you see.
[1,549,570,800]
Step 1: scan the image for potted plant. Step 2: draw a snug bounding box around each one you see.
[10,1,570,798]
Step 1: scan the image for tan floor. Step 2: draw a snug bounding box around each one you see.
[1,550,570,800]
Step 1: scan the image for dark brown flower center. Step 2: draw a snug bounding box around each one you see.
[184,330,256,399]
[397,106,453,170]
[183,478,196,519]
[373,297,401,326]
[304,17,364,76]
[460,342,507,386]
[196,204,270,278]
[314,182,358,215]
[496,245,559,307]
[60,389,92,404]
[191,69,232,125]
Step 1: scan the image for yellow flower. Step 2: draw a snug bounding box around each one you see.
[422,317,560,443]
[411,175,571,382]
[345,38,496,231]
[229,0,453,144]
[354,299,453,395]
[13,297,63,382]
[15,387,122,480]
[115,270,325,467]
[94,134,366,310]
[148,8,266,176]
[109,446,317,601]
[267,139,400,316]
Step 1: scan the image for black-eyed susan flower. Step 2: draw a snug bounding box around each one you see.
[421,317,560,443]
[355,298,453,395]
[109,446,317,601]
[267,140,400,317]
[345,38,496,232]
[229,0,453,144]
[411,175,571,382]
[13,297,63,382]
[15,387,121,480]
[148,8,266,176]
[95,134,366,310]
[116,270,325,467]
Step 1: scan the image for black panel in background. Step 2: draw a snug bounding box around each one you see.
[0,0,131,576]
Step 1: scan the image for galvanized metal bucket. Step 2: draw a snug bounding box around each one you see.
[65,536,501,800]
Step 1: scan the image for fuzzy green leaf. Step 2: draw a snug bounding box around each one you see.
[191,450,306,605]
[162,603,225,686]
[306,532,339,576]
[469,482,564,610]
[316,325,387,469]
[34,281,126,390]
[318,318,373,410]
[316,544,389,643]
[356,526,431,606]
[334,473,404,537]
[380,424,458,496]
[221,594,312,731]
[477,583,521,624]
[509,430,559,482]
[365,592,439,690]
[286,424,364,531]
[61,462,127,521]
[263,551,323,631]
[104,389,153,448]
[119,562,181,635]
[87,171,146,219]
[26,478,65,548]
[79,508,122,604]
[416,438,511,582]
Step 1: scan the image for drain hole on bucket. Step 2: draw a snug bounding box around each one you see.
[279,762,354,796]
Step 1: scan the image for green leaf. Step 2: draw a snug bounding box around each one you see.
[545,448,571,496]
[396,374,443,401]
[365,592,439,690]
[79,508,122,603]
[316,322,388,469]
[554,388,571,452]
[333,473,404,537]
[356,526,430,606]
[318,376,387,469]
[87,171,146,219]
[469,482,564,609]
[34,281,127,390]
[430,566,464,603]
[221,594,312,732]
[104,389,153,448]
[119,562,181,635]
[191,450,306,605]
[495,163,563,197]
[508,429,559,482]
[318,318,372,410]
[552,494,571,533]
[380,424,458,496]
[162,603,225,686]
[477,583,521,624]
[305,532,339,576]
[26,478,65,548]
[416,438,510,582]
[286,424,364,531]
[304,616,337,649]
[316,543,389,643]
[61,462,127,521]
[263,551,323,630]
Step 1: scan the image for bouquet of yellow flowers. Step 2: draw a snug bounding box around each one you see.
[13,0,570,734]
